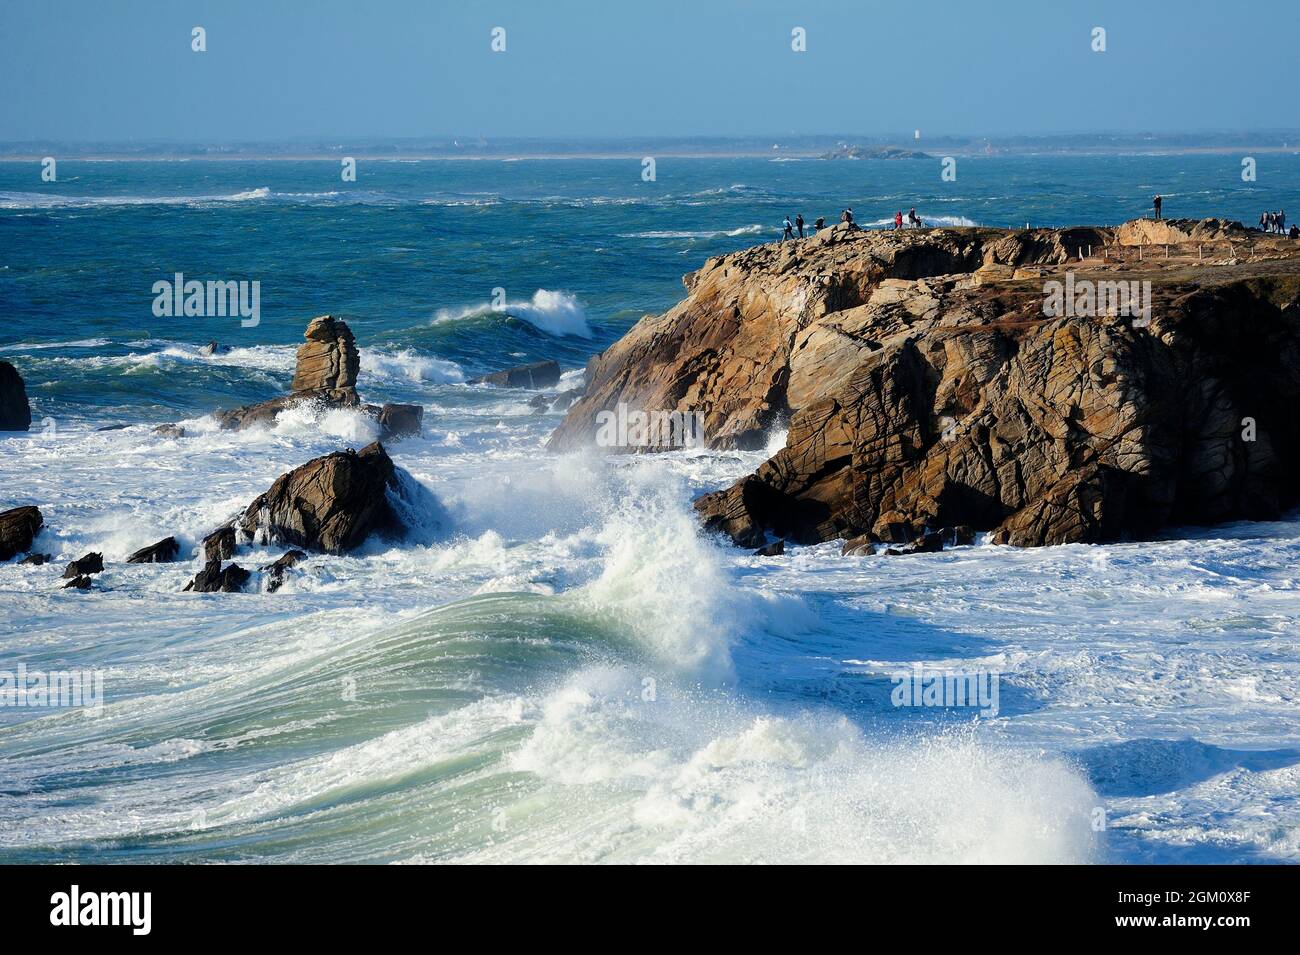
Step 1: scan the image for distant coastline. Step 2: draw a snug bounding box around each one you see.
[2,131,1298,162]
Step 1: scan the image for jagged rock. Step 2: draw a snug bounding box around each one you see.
[20,553,51,565]
[375,403,423,439]
[237,441,402,554]
[183,559,250,594]
[199,341,226,357]
[0,361,32,432]
[0,505,43,561]
[553,219,1300,549]
[882,532,945,556]
[203,526,236,562]
[753,539,785,557]
[62,552,103,578]
[291,315,361,395]
[470,360,561,389]
[213,316,361,430]
[152,424,186,438]
[260,549,306,593]
[840,535,876,556]
[127,536,179,563]
[63,575,92,590]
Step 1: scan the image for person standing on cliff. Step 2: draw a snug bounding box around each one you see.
[782,216,795,242]
[814,216,825,232]
[1278,210,1286,234]
[795,213,805,238]
[894,211,903,230]
[1153,194,1162,220]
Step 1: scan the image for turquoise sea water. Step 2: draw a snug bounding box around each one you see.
[1,155,1299,863]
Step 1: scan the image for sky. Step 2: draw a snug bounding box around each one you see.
[0,0,1296,142]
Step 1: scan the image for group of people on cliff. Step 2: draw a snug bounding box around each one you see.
[1259,209,1289,234]
[782,206,929,241]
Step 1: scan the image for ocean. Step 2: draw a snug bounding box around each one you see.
[1,154,1299,863]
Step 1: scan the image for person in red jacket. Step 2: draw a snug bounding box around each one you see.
[894,211,903,230]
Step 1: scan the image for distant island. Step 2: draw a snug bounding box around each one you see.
[819,144,933,160]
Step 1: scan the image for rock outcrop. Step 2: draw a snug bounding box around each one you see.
[261,549,306,593]
[0,505,43,560]
[550,219,1300,549]
[203,526,236,562]
[470,360,562,389]
[127,537,179,563]
[184,559,251,594]
[237,441,403,554]
[210,316,421,440]
[0,361,32,432]
[62,552,103,578]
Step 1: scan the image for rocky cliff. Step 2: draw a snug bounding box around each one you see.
[549,220,1300,548]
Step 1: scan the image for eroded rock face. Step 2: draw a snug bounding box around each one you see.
[238,441,402,554]
[551,220,1300,549]
[0,361,32,432]
[0,506,43,561]
[184,559,250,594]
[291,315,361,395]
[214,316,361,430]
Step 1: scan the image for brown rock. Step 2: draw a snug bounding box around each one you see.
[63,575,93,590]
[0,361,32,432]
[203,526,236,562]
[237,441,402,554]
[291,315,361,395]
[840,535,877,556]
[552,219,1300,549]
[0,505,43,561]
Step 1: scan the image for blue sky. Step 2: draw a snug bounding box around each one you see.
[0,0,1295,141]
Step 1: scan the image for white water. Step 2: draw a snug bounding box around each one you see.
[434,289,594,339]
[2,375,1298,863]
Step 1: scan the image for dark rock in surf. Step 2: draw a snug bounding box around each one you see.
[238,441,402,555]
[62,574,93,590]
[0,361,32,432]
[753,539,786,557]
[0,505,43,561]
[470,360,561,389]
[127,536,180,564]
[183,558,251,594]
[62,552,104,578]
[20,553,51,565]
[152,424,186,439]
[375,403,423,439]
[203,526,236,562]
[260,549,306,593]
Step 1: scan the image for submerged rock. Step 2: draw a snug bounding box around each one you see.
[753,539,785,557]
[0,505,43,561]
[62,552,104,578]
[0,361,32,432]
[260,549,306,593]
[20,553,51,565]
[374,403,423,439]
[552,219,1300,549]
[238,441,402,554]
[127,536,180,563]
[62,575,93,590]
[152,424,186,439]
[470,360,561,389]
[183,559,251,594]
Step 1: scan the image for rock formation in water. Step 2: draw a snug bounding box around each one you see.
[469,360,562,389]
[0,361,32,432]
[127,536,180,563]
[550,219,1300,549]
[237,441,403,554]
[0,505,43,560]
[211,316,421,440]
